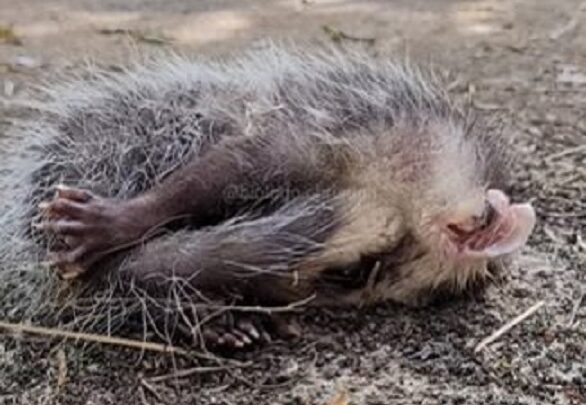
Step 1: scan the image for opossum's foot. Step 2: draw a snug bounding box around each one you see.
[189,313,300,351]
[38,185,154,279]
[200,316,271,350]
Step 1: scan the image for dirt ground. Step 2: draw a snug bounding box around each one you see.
[0,0,584,404]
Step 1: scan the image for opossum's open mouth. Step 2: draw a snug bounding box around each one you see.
[445,189,536,259]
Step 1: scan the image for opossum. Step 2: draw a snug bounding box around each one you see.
[0,45,535,349]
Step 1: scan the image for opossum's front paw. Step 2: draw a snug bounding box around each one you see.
[192,314,300,352]
[37,185,151,279]
[200,316,273,351]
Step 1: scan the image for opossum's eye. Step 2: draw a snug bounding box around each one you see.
[444,189,536,259]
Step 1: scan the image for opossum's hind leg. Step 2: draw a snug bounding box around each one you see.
[116,195,339,349]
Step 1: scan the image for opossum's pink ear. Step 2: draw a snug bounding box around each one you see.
[446,189,536,259]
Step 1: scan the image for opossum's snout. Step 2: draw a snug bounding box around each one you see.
[441,189,536,259]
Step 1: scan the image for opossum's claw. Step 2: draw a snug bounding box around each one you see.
[47,247,86,265]
[236,318,261,340]
[205,328,250,350]
[37,219,88,236]
[219,333,246,348]
[197,315,275,351]
[217,319,266,349]
[205,314,300,351]
[39,197,89,219]
[59,265,85,280]
[55,184,93,202]
[48,249,88,279]
[228,329,252,346]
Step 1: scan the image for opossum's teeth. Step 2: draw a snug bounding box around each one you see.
[444,189,536,259]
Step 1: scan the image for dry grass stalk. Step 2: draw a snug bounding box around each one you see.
[475,300,545,353]
[0,320,187,355]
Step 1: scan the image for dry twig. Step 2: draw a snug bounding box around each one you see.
[147,363,251,383]
[0,320,187,355]
[140,378,165,403]
[546,144,586,161]
[204,294,316,314]
[567,292,583,327]
[474,301,545,353]
[56,349,68,389]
